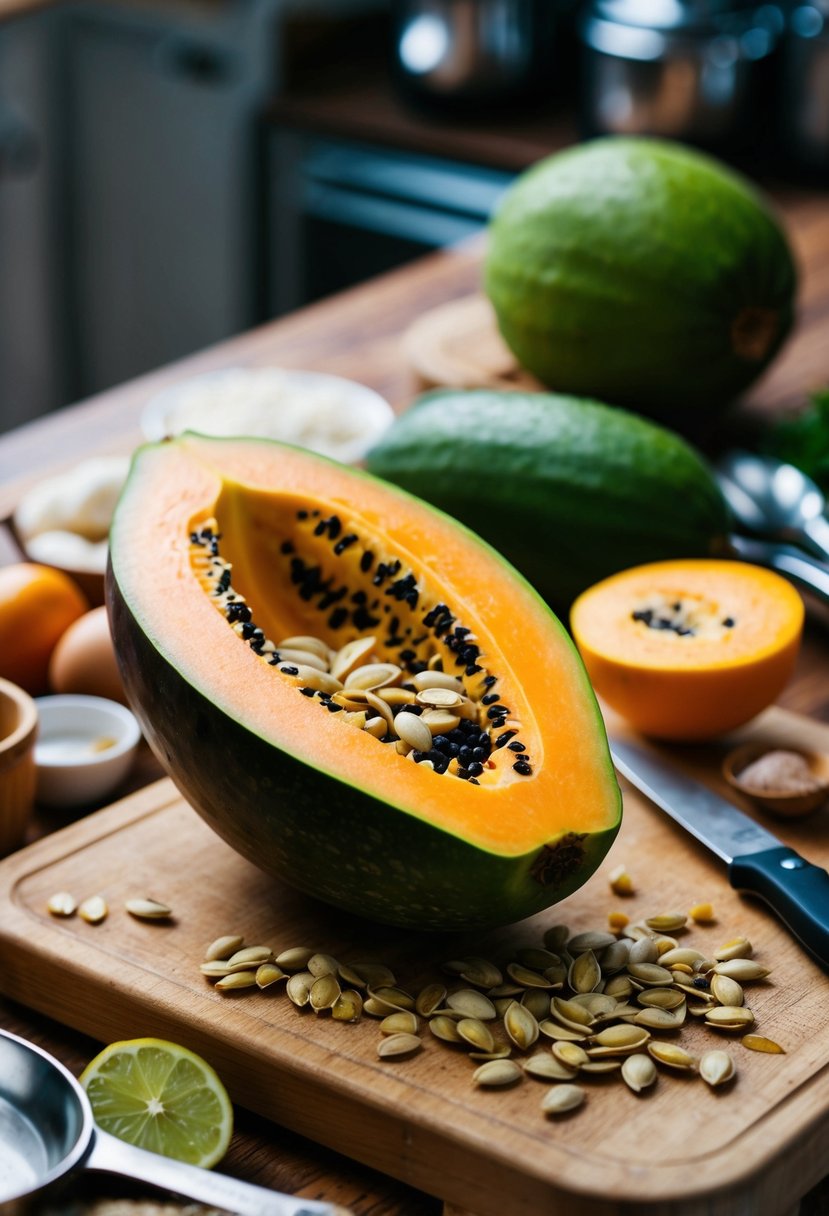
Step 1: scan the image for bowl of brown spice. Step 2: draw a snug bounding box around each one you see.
[723,743,829,818]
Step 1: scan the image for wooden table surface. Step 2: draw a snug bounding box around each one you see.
[1,188,829,1215]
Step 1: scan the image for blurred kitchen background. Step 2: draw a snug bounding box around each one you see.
[1,0,827,432]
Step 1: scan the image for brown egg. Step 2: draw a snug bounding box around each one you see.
[48,606,127,704]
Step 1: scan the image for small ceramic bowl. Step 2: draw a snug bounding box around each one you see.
[139,366,394,464]
[34,695,141,809]
[723,743,829,818]
[0,678,38,855]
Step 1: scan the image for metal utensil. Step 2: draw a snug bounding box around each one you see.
[0,1028,349,1215]
[717,450,829,562]
[611,737,829,968]
[728,533,829,606]
[578,0,783,147]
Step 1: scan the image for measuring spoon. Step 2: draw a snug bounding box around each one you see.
[717,450,829,562]
[0,1028,350,1216]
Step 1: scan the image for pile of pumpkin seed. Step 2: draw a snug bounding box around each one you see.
[199,912,782,1117]
[189,520,532,782]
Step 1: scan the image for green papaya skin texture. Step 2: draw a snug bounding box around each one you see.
[365,389,731,612]
[484,137,797,421]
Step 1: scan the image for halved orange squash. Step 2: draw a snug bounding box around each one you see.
[107,434,621,929]
[570,559,804,742]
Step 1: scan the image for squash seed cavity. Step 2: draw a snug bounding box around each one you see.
[189,518,534,785]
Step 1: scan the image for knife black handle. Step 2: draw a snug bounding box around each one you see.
[729,847,829,970]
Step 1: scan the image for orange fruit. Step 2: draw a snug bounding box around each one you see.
[0,563,88,694]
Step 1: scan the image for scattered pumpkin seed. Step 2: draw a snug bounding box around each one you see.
[377,1033,421,1059]
[648,1042,697,1071]
[524,1053,578,1081]
[700,1050,735,1087]
[275,947,315,971]
[633,1006,684,1031]
[689,902,716,923]
[580,1059,622,1074]
[568,950,602,993]
[473,1059,523,1088]
[310,974,342,1011]
[568,931,617,954]
[457,1018,496,1053]
[711,974,744,1007]
[552,1042,589,1069]
[705,1005,755,1030]
[520,989,552,1022]
[713,959,770,982]
[590,1024,651,1053]
[608,864,634,896]
[332,990,363,1022]
[543,925,570,953]
[621,1053,657,1093]
[415,983,447,1017]
[637,988,685,1010]
[429,1015,463,1043]
[200,961,234,978]
[78,895,107,924]
[645,913,687,933]
[608,911,630,931]
[47,891,77,917]
[539,1021,589,1043]
[205,934,244,962]
[256,963,287,989]
[657,948,705,968]
[504,1001,540,1050]
[714,937,753,962]
[506,962,553,989]
[540,1084,585,1114]
[216,970,258,991]
[307,952,340,978]
[458,957,503,989]
[380,1010,419,1036]
[286,972,314,1006]
[515,947,561,972]
[551,996,594,1027]
[742,1034,785,1054]
[122,899,171,914]
[350,961,396,988]
[628,938,660,965]
[228,945,272,967]
[446,989,497,1020]
[627,962,673,986]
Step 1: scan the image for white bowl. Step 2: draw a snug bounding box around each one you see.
[34,695,141,808]
[139,366,395,464]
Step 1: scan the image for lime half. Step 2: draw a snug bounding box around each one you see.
[79,1037,233,1168]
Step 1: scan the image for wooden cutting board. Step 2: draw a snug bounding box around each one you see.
[403,295,542,393]
[1,706,828,1216]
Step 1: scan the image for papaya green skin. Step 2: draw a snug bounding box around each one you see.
[484,137,797,419]
[365,389,731,613]
[107,559,620,933]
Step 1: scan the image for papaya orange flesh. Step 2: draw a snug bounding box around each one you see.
[570,560,804,742]
[108,434,621,930]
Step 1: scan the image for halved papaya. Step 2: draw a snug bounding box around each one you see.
[107,434,621,930]
[570,559,804,742]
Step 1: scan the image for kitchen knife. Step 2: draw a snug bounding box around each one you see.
[610,737,829,969]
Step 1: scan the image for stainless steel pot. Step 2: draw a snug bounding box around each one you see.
[578,0,784,147]
[390,0,560,107]
[0,1029,348,1216]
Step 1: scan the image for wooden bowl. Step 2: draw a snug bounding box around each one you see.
[723,742,829,818]
[0,677,38,855]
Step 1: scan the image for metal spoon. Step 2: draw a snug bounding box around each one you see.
[717,450,829,562]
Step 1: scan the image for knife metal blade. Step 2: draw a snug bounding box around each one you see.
[610,737,829,969]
